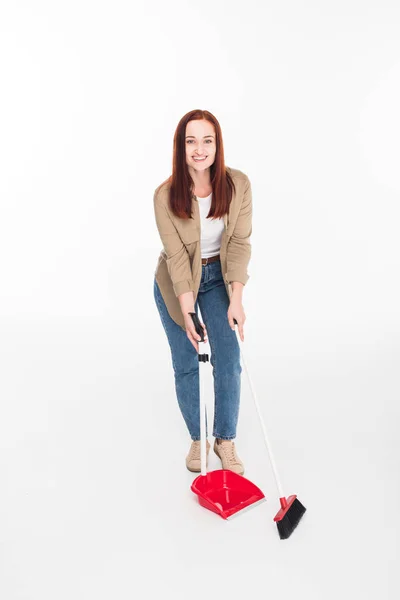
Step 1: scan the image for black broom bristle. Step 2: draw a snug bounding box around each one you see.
[276,498,306,540]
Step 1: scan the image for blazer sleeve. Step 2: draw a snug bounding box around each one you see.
[153,190,195,297]
[226,176,252,286]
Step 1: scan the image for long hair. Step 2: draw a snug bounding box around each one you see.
[158,109,236,220]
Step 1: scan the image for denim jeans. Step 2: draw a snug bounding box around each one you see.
[153,259,242,441]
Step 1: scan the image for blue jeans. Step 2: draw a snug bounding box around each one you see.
[153,259,242,441]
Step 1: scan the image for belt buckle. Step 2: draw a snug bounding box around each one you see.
[203,257,209,265]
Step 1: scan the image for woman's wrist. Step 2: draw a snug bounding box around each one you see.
[230,281,244,298]
[178,290,195,314]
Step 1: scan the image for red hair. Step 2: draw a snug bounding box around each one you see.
[158,109,236,220]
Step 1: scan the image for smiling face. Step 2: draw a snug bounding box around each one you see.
[185,119,216,173]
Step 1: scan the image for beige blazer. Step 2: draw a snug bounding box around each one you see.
[153,166,252,331]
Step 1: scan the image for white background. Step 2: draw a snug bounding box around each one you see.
[0,1,399,598]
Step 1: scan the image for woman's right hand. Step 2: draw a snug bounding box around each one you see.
[183,312,208,352]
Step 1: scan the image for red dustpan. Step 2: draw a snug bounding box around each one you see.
[188,312,266,520]
[191,469,266,520]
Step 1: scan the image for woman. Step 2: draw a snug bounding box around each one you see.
[153,109,253,475]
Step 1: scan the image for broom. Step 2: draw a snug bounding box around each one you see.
[233,318,306,539]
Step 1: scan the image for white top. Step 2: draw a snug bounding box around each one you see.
[196,192,225,259]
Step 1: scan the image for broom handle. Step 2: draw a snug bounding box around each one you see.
[233,321,285,498]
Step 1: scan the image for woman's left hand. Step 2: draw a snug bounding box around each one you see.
[227,298,246,341]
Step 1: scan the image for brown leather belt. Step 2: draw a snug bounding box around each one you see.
[201,254,220,265]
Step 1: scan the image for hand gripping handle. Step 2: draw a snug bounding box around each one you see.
[188,312,205,342]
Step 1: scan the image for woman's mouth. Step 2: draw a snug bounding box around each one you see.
[193,156,207,162]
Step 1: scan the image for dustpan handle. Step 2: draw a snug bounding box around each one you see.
[233,319,285,498]
[189,311,205,341]
[189,311,208,477]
